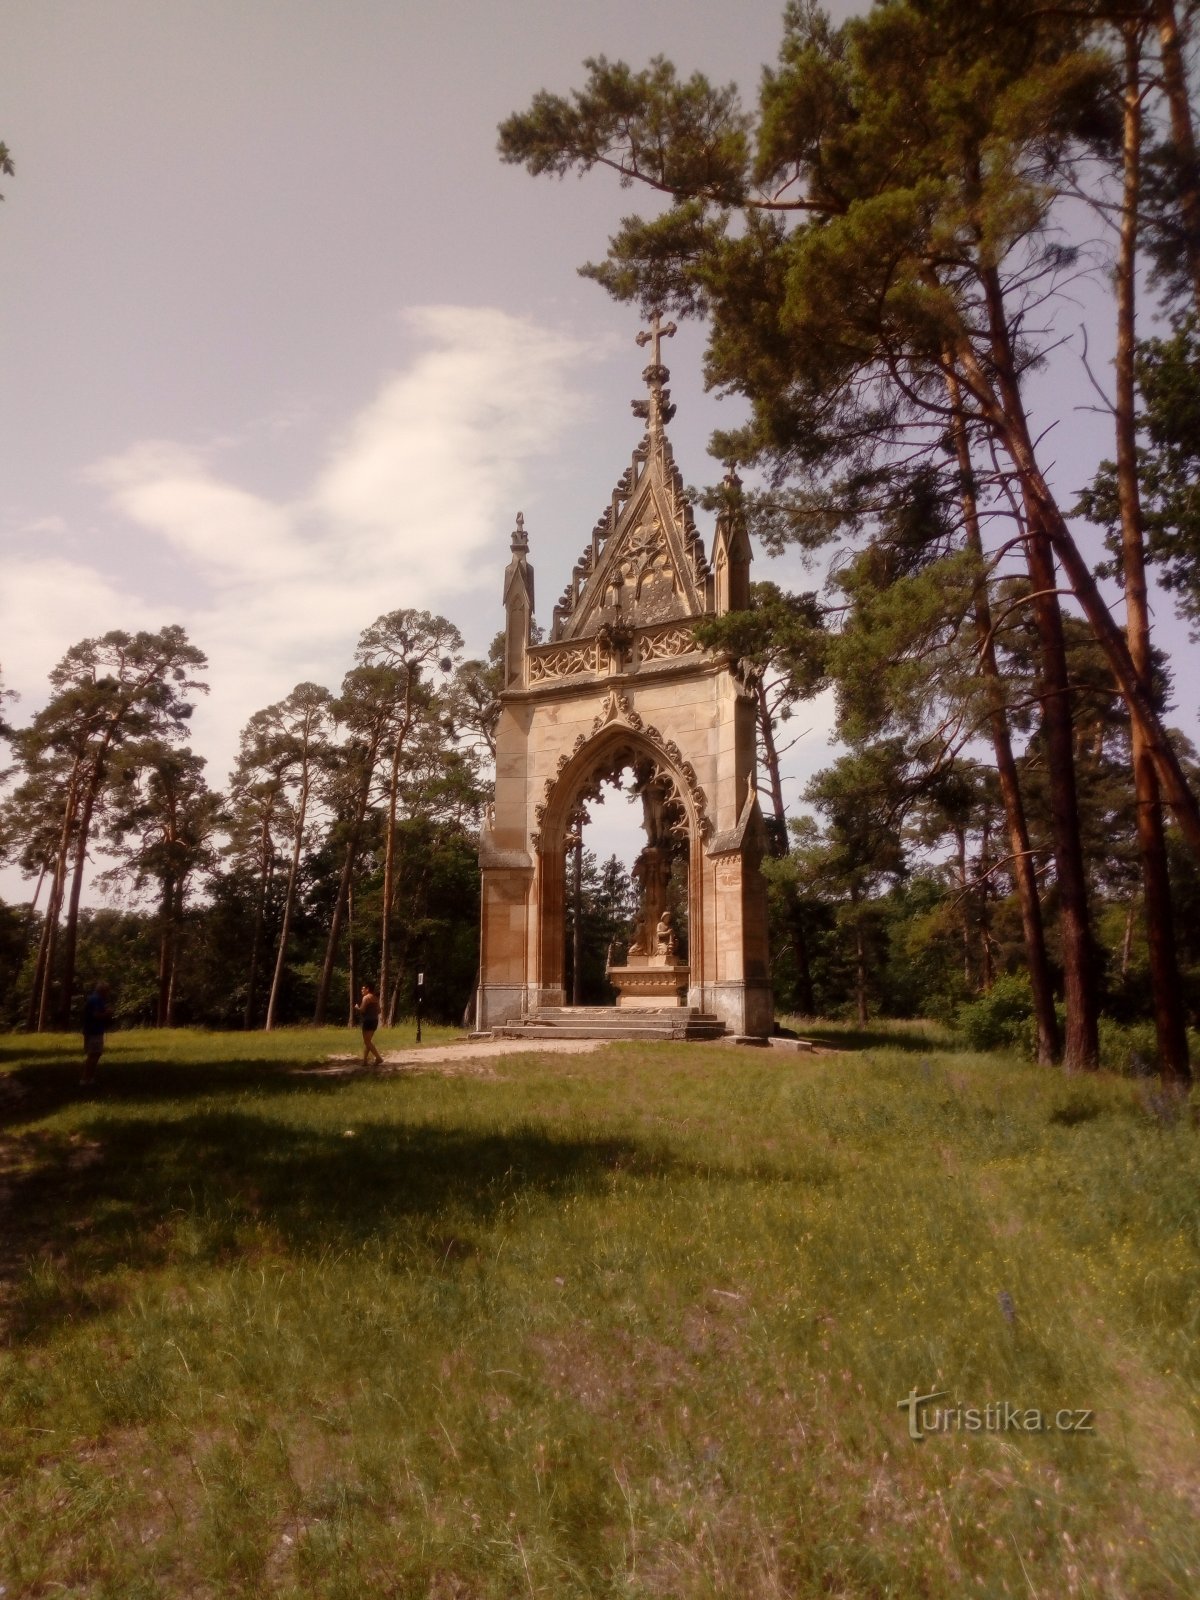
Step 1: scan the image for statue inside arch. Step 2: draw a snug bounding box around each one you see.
[607,762,691,1007]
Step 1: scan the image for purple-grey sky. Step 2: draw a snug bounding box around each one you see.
[3,1,1195,900]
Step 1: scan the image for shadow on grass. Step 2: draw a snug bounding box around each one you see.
[0,1107,654,1346]
[0,1052,348,1134]
[0,1038,84,1067]
[796,1024,950,1054]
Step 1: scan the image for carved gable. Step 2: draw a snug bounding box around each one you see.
[550,316,711,642]
[562,466,705,638]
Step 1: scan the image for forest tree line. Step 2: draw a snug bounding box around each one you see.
[0,616,500,1032]
[0,571,1198,1056]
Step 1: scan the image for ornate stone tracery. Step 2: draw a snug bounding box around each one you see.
[638,621,699,664]
[526,639,603,684]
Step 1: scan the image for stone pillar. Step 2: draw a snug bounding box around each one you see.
[476,843,533,1028]
[478,517,536,1027]
[702,779,773,1037]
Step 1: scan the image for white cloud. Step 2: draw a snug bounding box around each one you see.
[15,515,70,539]
[2,306,593,792]
[0,555,160,700]
[312,306,589,586]
[92,442,303,583]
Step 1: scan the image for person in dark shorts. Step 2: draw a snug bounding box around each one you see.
[357,984,384,1067]
[81,982,112,1087]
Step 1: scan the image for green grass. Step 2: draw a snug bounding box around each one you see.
[1,1027,1198,1598]
[780,1016,955,1054]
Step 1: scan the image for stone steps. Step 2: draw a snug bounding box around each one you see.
[491,1005,726,1043]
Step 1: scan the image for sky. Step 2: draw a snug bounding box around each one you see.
[3,0,1196,899]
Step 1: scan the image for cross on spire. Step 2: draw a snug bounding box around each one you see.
[635,310,677,368]
[632,311,678,430]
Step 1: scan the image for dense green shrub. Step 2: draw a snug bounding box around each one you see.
[955,973,1036,1054]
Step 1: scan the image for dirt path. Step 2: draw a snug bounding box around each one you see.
[315,1036,607,1078]
[311,1032,824,1079]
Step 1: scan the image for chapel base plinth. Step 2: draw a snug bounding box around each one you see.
[705,978,774,1040]
[608,959,690,1009]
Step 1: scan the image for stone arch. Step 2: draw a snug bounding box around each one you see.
[530,720,708,1000]
[530,691,710,852]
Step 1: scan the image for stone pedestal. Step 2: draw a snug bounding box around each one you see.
[607,956,690,1009]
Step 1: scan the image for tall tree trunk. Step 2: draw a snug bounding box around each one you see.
[1115,22,1191,1083]
[963,268,1100,1067]
[18,862,48,1027]
[1024,505,1101,1071]
[954,823,972,986]
[978,815,995,993]
[387,861,430,1025]
[379,689,415,1011]
[1038,490,1200,859]
[379,741,402,1015]
[756,677,788,856]
[57,772,103,1028]
[244,807,274,1029]
[946,370,1059,1061]
[388,959,406,1026]
[315,835,356,1025]
[27,914,49,1034]
[35,757,85,1032]
[21,862,47,934]
[1153,0,1200,311]
[790,890,816,1015]
[389,916,413,1024]
[346,876,357,1028]
[952,325,1200,865]
[164,877,185,1027]
[156,873,176,1028]
[266,767,311,1032]
[315,724,385,1025]
[34,854,67,1033]
[851,888,868,1026]
[384,829,417,1026]
[27,784,76,1033]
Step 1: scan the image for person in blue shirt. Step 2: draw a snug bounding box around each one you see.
[81,982,112,1087]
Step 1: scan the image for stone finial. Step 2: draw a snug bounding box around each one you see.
[632,311,679,430]
[713,462,751,616]
[503,511,534,682]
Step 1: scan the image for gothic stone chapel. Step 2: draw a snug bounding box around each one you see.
[476,318,773,1040]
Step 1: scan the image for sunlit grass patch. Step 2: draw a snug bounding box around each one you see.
[1,1029,1198,1596]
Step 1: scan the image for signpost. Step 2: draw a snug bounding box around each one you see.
[416,970,424,1043]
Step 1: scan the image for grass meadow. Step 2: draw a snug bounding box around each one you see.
[0,1022,1198,1598]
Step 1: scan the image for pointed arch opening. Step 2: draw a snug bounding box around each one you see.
[533,722,705,1008]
